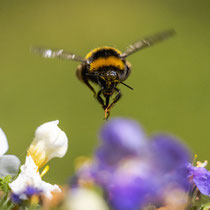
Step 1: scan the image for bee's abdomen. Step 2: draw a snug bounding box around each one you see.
[85,47,125,72]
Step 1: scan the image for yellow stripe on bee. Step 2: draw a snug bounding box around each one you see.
[85,47,122,59]
[90,56,124,71]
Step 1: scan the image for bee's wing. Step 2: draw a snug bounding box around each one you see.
[121,29,176,58]
[31,47,85,62]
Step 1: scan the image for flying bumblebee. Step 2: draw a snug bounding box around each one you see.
[33,29,175,120]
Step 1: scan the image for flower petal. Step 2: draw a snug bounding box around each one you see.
[0,128,8,156]
[27,120,68,168]
[193,167,210,196]
[9,156,61,200]
[0,155,20,177]
[187,164,210,196]
[107,167,156,210]
[149,134,191,173]
[95,119,148,173]
[34,120,68,159]
[100,118,147,154]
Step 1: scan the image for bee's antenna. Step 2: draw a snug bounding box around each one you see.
[120,81,134,90]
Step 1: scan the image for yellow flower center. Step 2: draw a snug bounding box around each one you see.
[27,142,48,169]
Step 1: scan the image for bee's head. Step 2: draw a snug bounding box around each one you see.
[85,70,133,90]
[98,70,119,89]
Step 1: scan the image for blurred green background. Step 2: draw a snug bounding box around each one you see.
[0,0,209,184]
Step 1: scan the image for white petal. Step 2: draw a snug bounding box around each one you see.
[0,155,20,177]
[41,182,60,199]
[28,120,68,168]
[9,156,41,195]
[34,120,60,145]
[9,156,60,199]
[0,128,8,156]
[67,188,108,210]
[47,129,68,160]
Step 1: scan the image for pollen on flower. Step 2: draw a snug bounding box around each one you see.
[192,154,198,165]
[27,142,48,169]
[196,160,208,168]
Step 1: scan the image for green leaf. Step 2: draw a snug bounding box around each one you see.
[0,175,12,194]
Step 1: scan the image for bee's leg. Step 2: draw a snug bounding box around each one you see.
[105,96,110,108]
[104,88,122,120]
[84,79,96,97]
[97,89,106,110]
[76,64,96,97]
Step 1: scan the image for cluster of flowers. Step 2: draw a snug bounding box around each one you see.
[0,120,68,206]
[72,118,210,209]
[0,118,210,209]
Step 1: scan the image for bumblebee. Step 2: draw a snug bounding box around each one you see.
[33,29,175,119]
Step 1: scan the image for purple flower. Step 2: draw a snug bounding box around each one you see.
[71,118,195,209]
[92,118,192,209]
[187,163,210,196]
[11,186,42,203]
[96,118,147,171]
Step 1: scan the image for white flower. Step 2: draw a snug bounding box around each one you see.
[27,120,68,169]
[0,128,20,177]
[9,120,68,201]
[66,188,108,210]
[9,156,60,200]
